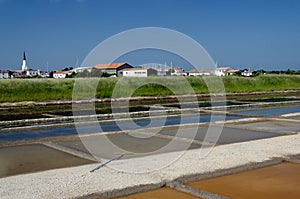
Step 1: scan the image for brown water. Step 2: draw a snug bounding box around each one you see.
[0,144,94,178]
[117,187,200,199]
[186,162,300,199]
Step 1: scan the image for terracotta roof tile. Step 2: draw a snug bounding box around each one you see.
[120,67,148,71]
[94,63,127,69]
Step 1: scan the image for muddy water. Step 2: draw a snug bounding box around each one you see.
[0,144,94,178]
[117,187,200,199]
[186,162,300,199]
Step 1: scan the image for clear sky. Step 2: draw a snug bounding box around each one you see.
[0,0,300,71]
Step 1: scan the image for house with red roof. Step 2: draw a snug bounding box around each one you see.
[53,70,68,78]
[93,62,133,76]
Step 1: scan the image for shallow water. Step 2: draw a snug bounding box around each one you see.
[186,162,300,199]
[0,115,242,142]
[160,126,282,144]
[58,133,202,159]
[0,144,93,178]
[236,105,300,116]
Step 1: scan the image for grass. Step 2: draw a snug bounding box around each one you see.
[0,75,299,103]
[0,79,74,102]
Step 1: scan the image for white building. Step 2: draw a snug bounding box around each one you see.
[214,67,239,76]
[0,70,10,79]
[26,69,40,77]
[171,68,184,76]
[242,70,253,77]
[140,63,171,76]
[40,71,50,78]
[93,63,133,75]
[118,68,157,77]
[70,66,93,74]
[214,67,229,76]
[53,71,68,78]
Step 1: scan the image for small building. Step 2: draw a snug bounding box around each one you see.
[93,63,133,75]
[214,67,230,76]
[171,68,184,76]
[26,69,40,77]
[11,70,26,78]
[214,67,240,76]
[242,70,253,77]
[0,70,10,79]
[156,69,170,76]
[39,71,49,78]
[187,69,212,76]
[70,66,93,74]
[118,68,157,77]
[53,70,68,78]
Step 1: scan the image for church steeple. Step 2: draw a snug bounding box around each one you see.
[21,51,28,71]
[23,51,26,61]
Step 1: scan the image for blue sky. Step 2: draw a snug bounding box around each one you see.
[0,0,299,71]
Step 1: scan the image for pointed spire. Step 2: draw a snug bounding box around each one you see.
[23,51,26,60]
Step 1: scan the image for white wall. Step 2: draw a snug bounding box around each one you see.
[123,70,148,77]
[53,73,66,78]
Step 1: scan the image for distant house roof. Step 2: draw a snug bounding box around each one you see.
[54,70,68,74]
[12,70,23,73]
[172,68,182,70]
[120,67,151,72]
[227,69,239,73]
[94,62,128,70]
[187,69,211,73]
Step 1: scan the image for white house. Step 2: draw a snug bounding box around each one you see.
[214,67,240,76]
[26,69,40,77]
[214,67,230,76]
[53,71,68,78]
[70,66,93,74]
[118,68,157,77]
[171,68,184,76]
[40,71,50,78]
[242,70,253,77]
[0,70,10,79]
[93,63,133,75]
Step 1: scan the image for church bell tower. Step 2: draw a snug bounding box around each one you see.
[22,51,28,71]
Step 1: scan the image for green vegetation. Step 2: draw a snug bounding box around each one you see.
[266,69,300,75]
[0,75,299,103]
[222,75,300,93]
[0,79,74,102]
